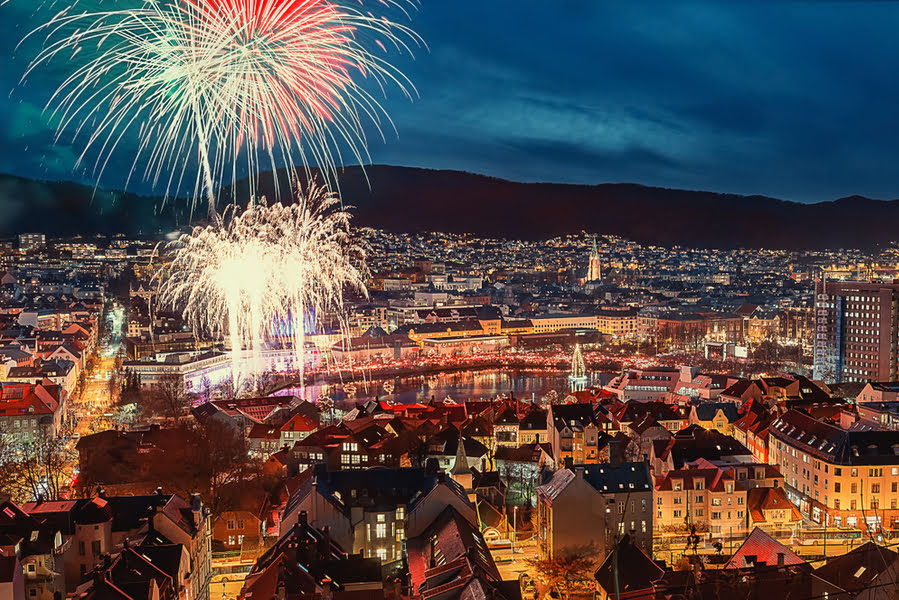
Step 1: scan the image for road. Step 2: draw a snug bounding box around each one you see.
[73,306,125,436]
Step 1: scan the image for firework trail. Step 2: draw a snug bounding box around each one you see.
[24,0,419,216]
[156,181,367,390]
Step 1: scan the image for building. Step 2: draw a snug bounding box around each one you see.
[813,279,899,383]
[18,234,46,252]
[0,381,67,444]
[407,505,512,600]
[587,237,602,283]
[604,367,682,402]
[653,458,784,535]
[279,465,476,566]
[536,462,653,567]
[239,513,383,600]
[768,409,899,530]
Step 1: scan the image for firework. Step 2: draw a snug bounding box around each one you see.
[25,0,419,216]
[156,182,367,389]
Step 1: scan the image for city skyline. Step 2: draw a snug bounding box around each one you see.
[4,0,899,205]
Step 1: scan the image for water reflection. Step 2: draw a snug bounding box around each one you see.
[277,368,607,404]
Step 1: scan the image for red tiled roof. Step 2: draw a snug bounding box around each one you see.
[725,527,805,569]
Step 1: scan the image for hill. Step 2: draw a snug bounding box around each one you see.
[2,166,898,249]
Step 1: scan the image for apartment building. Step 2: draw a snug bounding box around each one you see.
[813,279,899,383]
[654,458,784,535]
[768,409,899,530]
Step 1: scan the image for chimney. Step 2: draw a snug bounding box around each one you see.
[299,510,308,527]
[776,552,785,567]
[563,456,573,471]
[277,579,286,600]
[425,458,439,474]
[574,466,585,479]
[321,577,333,600]
[323,526,331,555]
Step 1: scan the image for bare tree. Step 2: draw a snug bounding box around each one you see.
[526,545,597,599]
[6,429,75,502]
[145,372,192,421]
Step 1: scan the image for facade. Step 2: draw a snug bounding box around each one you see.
[279,466,476,566]
[654,459,784,535]
[769,409,899,530]
[813,279,899,383]
[530,313,598,334]
[536,463,653,567]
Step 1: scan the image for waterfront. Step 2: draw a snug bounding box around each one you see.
[276,367,612,404]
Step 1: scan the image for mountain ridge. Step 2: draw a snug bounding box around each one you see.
[1,166,897,250]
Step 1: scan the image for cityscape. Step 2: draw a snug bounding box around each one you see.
[2,2,899,600]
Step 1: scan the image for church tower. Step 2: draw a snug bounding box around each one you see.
[588,236,602,282]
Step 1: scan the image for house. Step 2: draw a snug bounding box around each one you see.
[406,505,513,600]
[518,405,548,444]
[239,513,383,600]
[654,458,784,535]
[536,462,653,568]
[593,535,663,600]
[0,381,67,445]
[279,465,476,565]
[688,401,740,435]
[650,425,753,475]
[548,403,602,465]
[724,527,805,570]
[67,545,178,600]
[279,413,319,448]
[746,487,802,532]
[0,552,25,600]
[810,542,899,600]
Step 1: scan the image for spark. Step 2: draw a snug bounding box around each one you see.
[24,0,420,216]
[156,181,367,390]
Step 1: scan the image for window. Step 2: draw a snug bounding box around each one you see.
[237,519,245,529]
[835,482,841,493]
[695,509,704,517]
[657,497,663,505]
[711,512,721,520]
[641,499,647,512]
[376,523,387,538]
[712,498,721,506]
[227,520,235,530]
[91,540,101,555]
[237,535,244,544]
[396,507,405,520]
[851,483,858,494]
[673,510,682,518]
[673,497,683,505]
[228,535,235,545]
[872,483,880,494]
[78,541,85,556]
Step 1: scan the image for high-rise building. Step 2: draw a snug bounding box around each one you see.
[587,236,602,282]
[813,279,899,383]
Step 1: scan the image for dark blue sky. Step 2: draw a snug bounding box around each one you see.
[3,0,899,202]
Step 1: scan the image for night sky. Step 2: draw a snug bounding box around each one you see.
[3,0,899,203]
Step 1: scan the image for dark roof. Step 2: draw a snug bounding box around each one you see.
[594,537,663,594]
[770,409,899,466]
[692,402,740,423]
[812,542,899,594]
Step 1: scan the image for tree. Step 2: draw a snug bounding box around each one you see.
[144,372,192,421]
[527,545,597,599]
[5,429,75,502]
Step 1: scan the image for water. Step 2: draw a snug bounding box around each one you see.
[276,368,610,404]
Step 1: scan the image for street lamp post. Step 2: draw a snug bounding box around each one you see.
[512,506,518,562]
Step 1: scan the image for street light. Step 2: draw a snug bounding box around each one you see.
[512,506,518,562]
